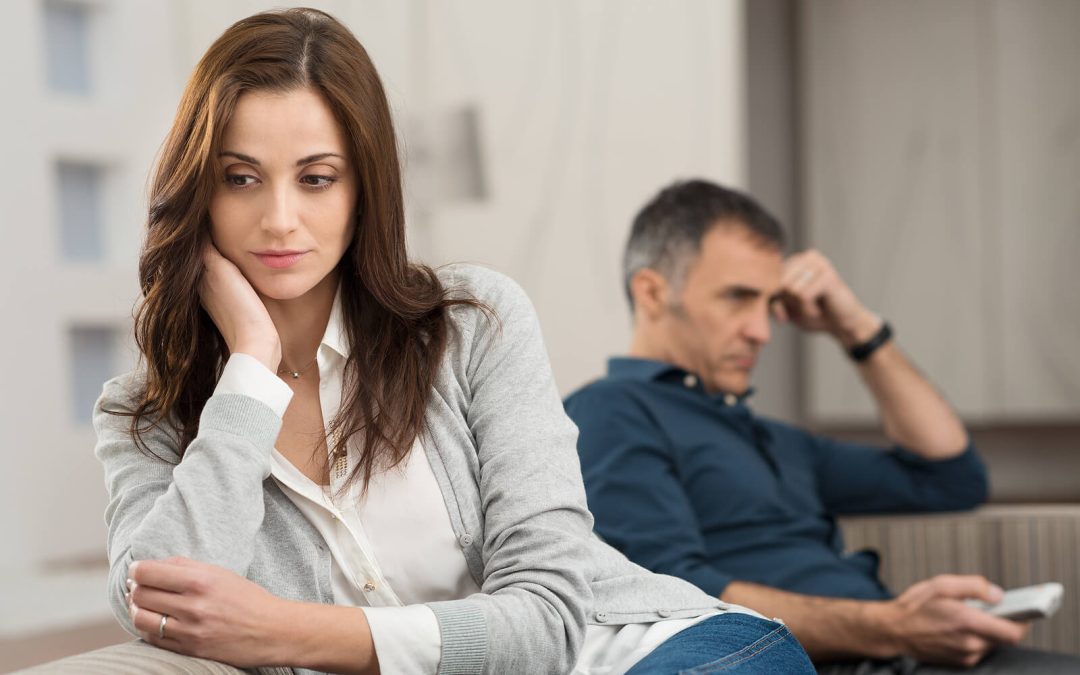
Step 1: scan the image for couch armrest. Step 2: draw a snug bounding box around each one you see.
[839,504,1080,655]
[15,640,294,675]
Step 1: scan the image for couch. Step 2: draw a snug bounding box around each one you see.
[21,504,1080,672]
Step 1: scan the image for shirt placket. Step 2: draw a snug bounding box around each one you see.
[320,351,403,607]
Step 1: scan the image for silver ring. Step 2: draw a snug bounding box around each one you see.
[158,613,168,639]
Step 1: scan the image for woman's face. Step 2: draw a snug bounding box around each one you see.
[208,86,357,301]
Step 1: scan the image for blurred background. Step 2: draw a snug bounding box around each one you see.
[1,0,1077,669]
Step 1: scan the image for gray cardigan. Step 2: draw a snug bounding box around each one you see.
[95,265,726,675]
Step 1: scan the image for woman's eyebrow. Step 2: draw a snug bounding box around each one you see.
[220,150,260,164]
[217,151,346,166]
[295,152,346,166]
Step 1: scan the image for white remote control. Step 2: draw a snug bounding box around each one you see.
[966,582,1064,621]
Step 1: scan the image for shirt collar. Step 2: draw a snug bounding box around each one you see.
[607,356,681,382]
[606,356,756,404]
[320,284,350,360]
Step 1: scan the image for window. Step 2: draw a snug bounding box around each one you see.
[69,325,120,424]
[43,1,93,95]
[56,161,105,261]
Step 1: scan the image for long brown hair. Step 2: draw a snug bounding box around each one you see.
[123,8,479,488]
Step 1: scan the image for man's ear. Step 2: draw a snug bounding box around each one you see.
[630,268,671,322]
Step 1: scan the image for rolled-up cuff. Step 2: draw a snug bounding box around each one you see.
[364,604,442,674]
[214,353,293,418]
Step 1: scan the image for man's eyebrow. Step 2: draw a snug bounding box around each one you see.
[723,284,763,297]
[217,151,346,167]
[720,285,786,304]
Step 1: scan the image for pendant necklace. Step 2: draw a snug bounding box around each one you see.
[276,356,318,380]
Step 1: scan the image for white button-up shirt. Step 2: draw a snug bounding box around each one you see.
[216,291,719,674]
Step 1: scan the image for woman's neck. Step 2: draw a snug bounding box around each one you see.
[261,270,340,372]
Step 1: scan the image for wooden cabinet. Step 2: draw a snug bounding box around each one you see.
[799,0,1080,423]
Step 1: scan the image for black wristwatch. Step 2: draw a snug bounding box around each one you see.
[848,320,893,362]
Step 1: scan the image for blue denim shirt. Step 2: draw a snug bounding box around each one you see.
[564,357,988,601]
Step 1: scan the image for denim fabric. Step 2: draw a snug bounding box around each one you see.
[625,613,815,675]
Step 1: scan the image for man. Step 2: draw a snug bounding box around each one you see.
[564,179,1078,672]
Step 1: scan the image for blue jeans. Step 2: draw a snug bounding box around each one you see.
[626,612,815,675]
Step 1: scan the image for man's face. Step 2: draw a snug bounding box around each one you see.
[657,224,784,394]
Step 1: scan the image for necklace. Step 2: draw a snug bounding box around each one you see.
[276,356,318,379]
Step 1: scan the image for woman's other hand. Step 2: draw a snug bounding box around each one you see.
[126,557,288,667]
[199,243,281,371]
[127,556,379,673]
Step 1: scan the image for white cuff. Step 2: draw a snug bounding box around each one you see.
[214,353,293,418]
[363,605,442,674]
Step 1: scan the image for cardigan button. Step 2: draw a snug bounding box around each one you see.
[683,374,698,388]
[595,611,609,623]
[459,533,474,547]
[657,609,672,618]
[723,393,738,406]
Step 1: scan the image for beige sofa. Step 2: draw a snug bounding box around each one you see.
[14,640,260,674]
[22,504,1080,672]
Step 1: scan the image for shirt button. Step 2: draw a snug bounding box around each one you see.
[363,581,377,592]
[459,533,474,547]
[657,609,672,618]
[683,374,698,388]
[595,611,608,623]
[723,393,738,406]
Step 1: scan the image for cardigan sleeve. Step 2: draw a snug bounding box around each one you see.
[93,361,290,635]
[424,266,594,675]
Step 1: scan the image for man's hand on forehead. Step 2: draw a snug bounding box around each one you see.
[776,249,880,346]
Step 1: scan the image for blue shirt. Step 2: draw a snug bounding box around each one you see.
[564,357,988,601]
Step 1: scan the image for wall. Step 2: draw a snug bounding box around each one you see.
[745,0,1080,502]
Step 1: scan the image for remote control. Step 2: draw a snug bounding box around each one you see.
[966,582,1064,621]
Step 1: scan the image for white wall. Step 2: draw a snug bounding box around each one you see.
[397,1,747,394]
[0,0,747,634]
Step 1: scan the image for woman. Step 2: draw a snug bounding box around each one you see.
[96,8,814,674]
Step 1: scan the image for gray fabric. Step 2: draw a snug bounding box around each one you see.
[816,645,1080,675]
[94,264,726,675]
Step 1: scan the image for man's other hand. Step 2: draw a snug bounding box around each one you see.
[878,574,1029,667]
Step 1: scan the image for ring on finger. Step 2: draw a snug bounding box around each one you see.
[159,613,169,639]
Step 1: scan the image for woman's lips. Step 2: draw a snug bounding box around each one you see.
[253,251,307,269]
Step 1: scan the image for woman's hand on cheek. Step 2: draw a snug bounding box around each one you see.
[199,242,281,372]
[127,557,290,667]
